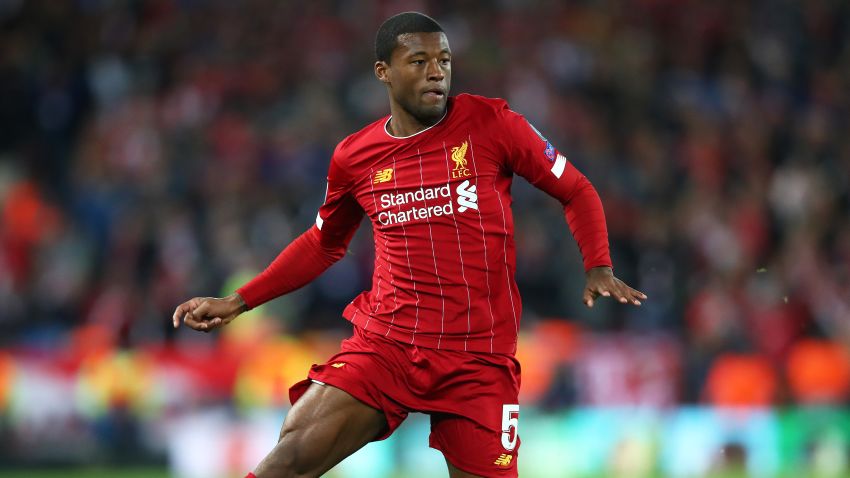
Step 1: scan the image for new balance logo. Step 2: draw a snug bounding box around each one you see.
[456,180,478,212]
[493,454,513,467]
[374,168,393,184]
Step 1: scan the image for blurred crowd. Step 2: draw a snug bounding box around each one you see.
[1,0,849,420]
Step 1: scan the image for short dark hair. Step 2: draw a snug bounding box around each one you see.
[375,12,444,63]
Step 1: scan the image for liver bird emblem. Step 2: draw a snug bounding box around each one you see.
[451,141,469,170]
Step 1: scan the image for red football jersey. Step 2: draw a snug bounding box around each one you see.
[314,94,610,354]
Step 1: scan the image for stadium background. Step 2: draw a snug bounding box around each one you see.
[1,0,849,477]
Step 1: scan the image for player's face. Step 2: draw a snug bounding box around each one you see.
[378,32,451,126]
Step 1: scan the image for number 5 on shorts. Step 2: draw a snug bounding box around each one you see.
[501,404,520,451]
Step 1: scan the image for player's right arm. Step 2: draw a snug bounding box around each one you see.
[173,146,364,332]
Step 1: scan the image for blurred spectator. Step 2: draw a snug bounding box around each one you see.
[0,352,11,411]
[704,354,778,407]
[1,179,59,292]
[786,339,850,405]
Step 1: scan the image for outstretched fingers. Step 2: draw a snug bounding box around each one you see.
[610,280,647,306]
[583,277,647,308]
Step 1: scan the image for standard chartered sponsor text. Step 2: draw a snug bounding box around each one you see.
[379,184,453,226]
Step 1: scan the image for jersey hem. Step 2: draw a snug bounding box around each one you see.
[346,313,518,355]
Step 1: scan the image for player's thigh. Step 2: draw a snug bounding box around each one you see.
[445,457,485,478]
[430,409,520,477]
[275,382,387,471]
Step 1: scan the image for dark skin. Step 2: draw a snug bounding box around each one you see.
[375,32,451,137]
[172,31,645,478]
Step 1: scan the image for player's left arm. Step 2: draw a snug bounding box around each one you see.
[497,106,646,308]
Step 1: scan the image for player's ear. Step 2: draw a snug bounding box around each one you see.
[375,61,391,84]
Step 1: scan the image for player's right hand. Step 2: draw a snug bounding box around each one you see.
[172,293,247,333]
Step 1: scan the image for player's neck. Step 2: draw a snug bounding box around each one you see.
[386,107,445,138]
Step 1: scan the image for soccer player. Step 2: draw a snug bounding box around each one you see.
[172,12,645,478]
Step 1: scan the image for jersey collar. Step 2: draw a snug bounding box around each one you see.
[383,105,449,140]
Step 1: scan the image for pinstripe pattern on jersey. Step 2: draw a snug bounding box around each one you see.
[469,135,518,336]
[417,148,446,348]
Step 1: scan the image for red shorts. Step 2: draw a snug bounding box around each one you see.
[289,325,522,477]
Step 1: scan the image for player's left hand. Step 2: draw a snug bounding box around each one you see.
[583,266,646,308]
